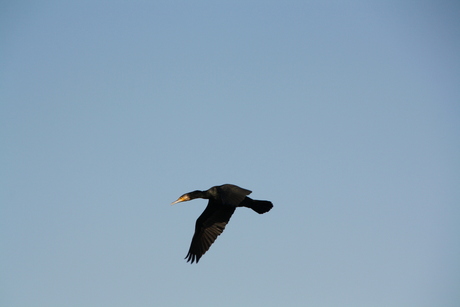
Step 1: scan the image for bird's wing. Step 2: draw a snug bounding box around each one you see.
[218,184,252,206]
[185,205,236,263]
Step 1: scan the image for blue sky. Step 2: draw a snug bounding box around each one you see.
[1,1,459,306]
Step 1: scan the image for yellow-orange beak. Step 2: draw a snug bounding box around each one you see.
[170,195,190,205]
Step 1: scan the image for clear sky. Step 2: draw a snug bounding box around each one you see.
[1,1,459,306]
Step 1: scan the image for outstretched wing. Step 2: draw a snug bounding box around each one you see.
[185,204,236,263]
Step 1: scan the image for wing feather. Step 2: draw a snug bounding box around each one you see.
[218,184,252,206]
[185,204,236,263]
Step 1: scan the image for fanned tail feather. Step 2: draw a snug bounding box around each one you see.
[241,198,273,214]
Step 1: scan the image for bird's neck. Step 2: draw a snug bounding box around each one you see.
[189,190,209,200]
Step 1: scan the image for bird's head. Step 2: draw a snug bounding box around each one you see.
[170,190,204,205]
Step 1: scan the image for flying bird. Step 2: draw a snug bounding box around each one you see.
[171,184,273,263]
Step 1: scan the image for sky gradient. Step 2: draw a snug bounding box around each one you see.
[1,1,459,306]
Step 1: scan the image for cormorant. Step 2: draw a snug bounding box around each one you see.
[171,184,273,263]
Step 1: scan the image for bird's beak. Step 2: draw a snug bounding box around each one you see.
[170,195,190,205]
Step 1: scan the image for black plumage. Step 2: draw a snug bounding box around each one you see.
[171,184,273,263]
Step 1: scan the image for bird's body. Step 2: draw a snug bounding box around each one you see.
[171,184,273,263]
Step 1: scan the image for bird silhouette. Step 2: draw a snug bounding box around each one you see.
[171,184,273,263]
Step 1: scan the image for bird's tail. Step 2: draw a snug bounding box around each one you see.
[241,198,273,214]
